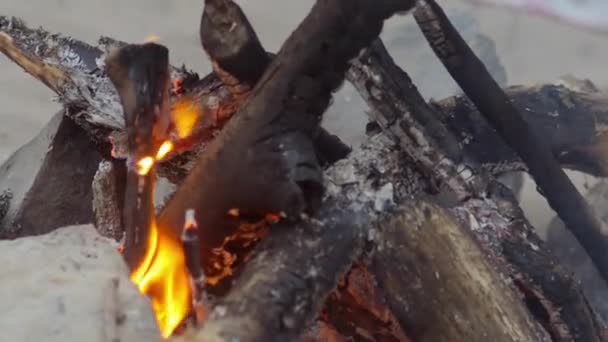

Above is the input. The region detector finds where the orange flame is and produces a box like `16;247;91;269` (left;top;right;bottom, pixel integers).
156;141;174;160
136;157;155;176
144;34;161;43
130;221;191;338
131;140;189;338
171;101;199;139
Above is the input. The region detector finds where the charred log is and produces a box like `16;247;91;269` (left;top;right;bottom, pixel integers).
157;0;415;273
414;0;608;284
199;0;350;167
372;201;549;341
105;42;171;267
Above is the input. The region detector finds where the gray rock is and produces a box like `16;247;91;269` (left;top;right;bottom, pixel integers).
0;112;102;239
0;224;160;341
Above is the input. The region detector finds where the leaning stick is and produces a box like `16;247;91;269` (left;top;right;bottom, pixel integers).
414;0;608;284
181;209;208;324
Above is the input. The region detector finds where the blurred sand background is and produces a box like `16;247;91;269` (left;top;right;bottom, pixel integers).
1;0;607;233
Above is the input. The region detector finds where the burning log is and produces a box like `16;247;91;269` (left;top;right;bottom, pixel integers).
414;0;608;284
157;0;416;273
0;112;102;239
105;42;171;267
2;15;608;182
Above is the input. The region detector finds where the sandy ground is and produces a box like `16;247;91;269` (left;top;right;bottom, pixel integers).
1;0;607;232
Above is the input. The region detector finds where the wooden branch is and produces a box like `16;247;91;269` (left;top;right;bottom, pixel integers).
414;0;608;285
157;0;415;266
105;42;171;267
3;15;608;182
0;31;68;92
348;39;481;201
184;202;364;341
348;38;606;340
434;82;608;177
373;201;549;341
199;0;351;166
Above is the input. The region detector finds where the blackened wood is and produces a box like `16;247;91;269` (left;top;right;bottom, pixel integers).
0;112;101;239
435;82;608;177
157;0;415;267
199;0;351;166
348;38;607;340
373;201;549;341
414;0;608;285
4;15;607;182
182;202;364;342
105;43;170;267
200;0;270;98
348;39;482;202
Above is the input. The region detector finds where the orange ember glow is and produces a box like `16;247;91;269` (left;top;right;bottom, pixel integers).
136;157;155;176
171;101;199;139
130;221;191;338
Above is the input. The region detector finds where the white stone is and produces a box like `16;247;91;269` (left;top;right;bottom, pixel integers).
0;225;160;342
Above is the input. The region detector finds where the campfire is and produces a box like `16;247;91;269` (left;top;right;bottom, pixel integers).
2;0;608;341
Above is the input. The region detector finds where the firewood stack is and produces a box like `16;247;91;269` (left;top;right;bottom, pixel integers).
1;0;608;341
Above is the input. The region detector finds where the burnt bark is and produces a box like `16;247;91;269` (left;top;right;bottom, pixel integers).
199;0;351;167
157;0;415;272
414;0;608;284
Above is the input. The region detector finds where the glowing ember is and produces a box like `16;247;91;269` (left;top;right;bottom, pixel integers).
156;141;174;160
131;222;191;338
136;157;155;176
171;101;199;139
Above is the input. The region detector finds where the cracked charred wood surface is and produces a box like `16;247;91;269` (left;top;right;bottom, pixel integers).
199;0;351;167
349;39;606;341
157;0;415;272
414;0;608;285
105;43;171;267
373;201;549;342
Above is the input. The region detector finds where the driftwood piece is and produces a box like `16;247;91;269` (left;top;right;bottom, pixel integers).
157;0;415;269
414;0;608;284
373;201;549;341
0;112;101;239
